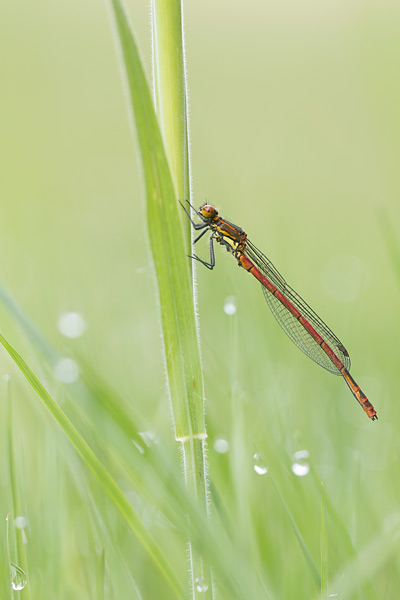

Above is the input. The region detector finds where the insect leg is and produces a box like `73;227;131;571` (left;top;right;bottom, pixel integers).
179;201;205;229
189;234;216;270
193;227;210;244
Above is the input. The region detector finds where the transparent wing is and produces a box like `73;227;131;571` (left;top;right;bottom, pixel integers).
246;240;351;374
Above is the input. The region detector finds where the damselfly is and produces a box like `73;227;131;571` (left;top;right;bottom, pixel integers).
182;201;377;421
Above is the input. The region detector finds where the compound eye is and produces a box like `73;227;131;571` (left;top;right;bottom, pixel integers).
200;204;218;218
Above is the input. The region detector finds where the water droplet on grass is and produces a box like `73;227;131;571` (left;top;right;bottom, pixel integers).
57;312;87;338
14;516;27;529
10;562;27;591
253;453;268;475
132;440;145;454
14;516;28;544
194;576;209;593
214;438;229;453
138;432;158;447
223;297;236;315
54;358;79;383
291;450;310;477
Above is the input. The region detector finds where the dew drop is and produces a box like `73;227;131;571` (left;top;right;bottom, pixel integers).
14;516;28;544
253;453;268;475
57;311;87;338
194;576;209;593
223;296;237;315
213;438;229;454
138;432;158;447
10;562;27;591
291;450;310;477
14;516;28;529
53;358;79;384
132;441;145;454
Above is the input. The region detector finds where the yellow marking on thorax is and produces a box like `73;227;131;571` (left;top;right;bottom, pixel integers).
218;236;240;251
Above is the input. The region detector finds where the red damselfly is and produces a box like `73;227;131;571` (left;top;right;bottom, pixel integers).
182;201;377;421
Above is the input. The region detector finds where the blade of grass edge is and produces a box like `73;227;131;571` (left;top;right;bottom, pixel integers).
0;332;183;598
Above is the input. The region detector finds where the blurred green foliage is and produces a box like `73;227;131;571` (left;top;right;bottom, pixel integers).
1;0;399;598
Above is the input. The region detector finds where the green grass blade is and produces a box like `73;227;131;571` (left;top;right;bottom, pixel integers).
110;2;212;595
0;284;56;366
320;490;327;600
0;332;183;598
110;0;204;441
5;515;13;600
6;381;30;600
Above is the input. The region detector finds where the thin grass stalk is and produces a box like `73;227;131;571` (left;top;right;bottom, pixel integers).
6;382;30;599
6;514;13;600
151;1;213;597
110;1;212;597
320;491;327;600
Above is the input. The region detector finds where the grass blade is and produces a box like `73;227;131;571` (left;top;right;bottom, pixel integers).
110;1;212;596
110;0;204;440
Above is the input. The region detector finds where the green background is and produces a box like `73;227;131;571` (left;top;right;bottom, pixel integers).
1;1;399;598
